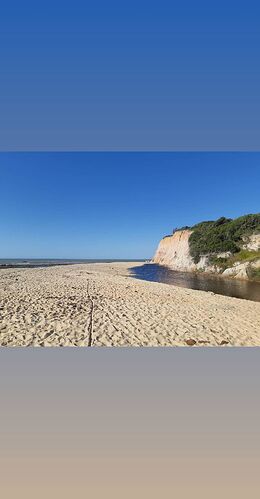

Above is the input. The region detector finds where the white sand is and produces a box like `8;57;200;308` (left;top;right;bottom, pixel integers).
0;262;260;346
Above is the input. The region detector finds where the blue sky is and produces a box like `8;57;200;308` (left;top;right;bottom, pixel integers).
1;1;260;149
0;153;259;258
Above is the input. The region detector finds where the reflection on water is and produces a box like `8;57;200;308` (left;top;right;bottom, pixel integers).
130;264;260;302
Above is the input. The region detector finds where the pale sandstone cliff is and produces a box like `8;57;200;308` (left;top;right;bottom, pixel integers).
152;230;210;272
153;230;194;270
152;231;260;280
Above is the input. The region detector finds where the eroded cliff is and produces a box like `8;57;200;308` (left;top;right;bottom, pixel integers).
152;229;260;280
153;230;200;271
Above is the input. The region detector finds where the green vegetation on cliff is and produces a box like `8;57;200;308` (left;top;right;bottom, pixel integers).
209;250;260;272
186;214;260;263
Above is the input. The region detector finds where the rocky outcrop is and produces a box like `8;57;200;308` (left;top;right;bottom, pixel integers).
222;259;260;279
242;234;260;251
222;262;250;279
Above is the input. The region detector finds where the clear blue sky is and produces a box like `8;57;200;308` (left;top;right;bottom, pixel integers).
0;153;259;259
1;1;259;150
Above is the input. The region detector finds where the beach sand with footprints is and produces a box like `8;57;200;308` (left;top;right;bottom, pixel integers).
0;262;260;346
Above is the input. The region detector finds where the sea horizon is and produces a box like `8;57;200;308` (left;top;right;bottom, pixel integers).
0;257;146;269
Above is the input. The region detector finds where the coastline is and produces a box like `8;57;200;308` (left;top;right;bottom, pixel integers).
0;262;260;346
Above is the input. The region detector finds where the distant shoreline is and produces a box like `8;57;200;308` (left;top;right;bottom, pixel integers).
0;259;145;270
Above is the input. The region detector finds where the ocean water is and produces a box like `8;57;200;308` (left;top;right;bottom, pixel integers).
0;258;143;269
130;263;260;302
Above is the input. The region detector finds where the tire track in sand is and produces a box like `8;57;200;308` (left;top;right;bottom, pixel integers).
86;280;94;346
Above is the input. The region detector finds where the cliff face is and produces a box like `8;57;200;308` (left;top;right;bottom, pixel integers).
152;231;260;280
153;230;198;271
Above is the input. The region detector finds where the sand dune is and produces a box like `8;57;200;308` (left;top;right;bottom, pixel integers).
0;262;260;346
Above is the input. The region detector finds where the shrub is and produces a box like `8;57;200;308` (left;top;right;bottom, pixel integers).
188;213;260;262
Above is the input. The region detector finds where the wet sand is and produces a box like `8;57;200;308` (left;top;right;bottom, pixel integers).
0;262;260;346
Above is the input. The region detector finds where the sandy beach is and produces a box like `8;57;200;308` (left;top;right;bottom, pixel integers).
0;262;260;346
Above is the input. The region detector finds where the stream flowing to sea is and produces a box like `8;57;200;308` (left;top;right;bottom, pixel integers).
130;263;260;302
1;259;259;302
